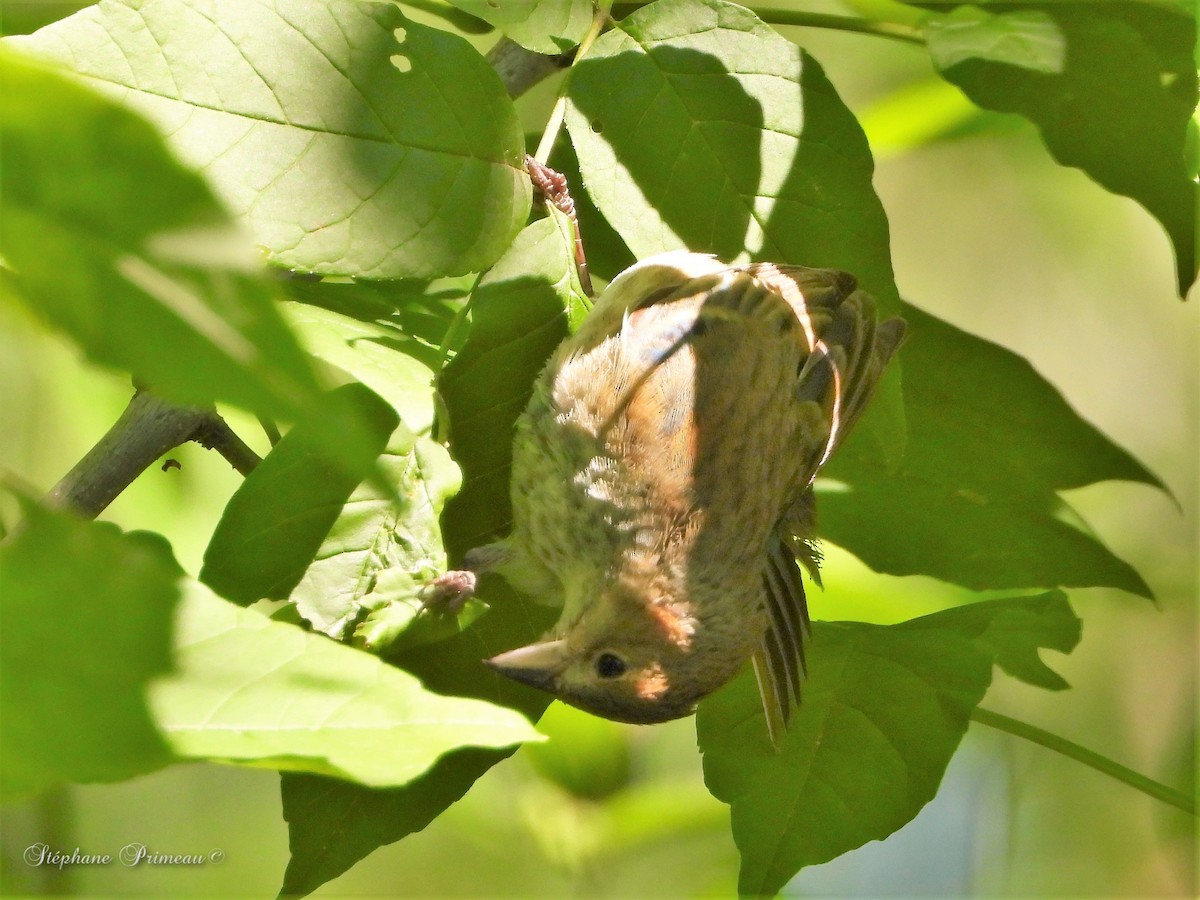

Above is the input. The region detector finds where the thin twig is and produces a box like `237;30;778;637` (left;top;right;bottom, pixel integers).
611;4;926;45
44;391;260;519
194;415;263;477
533;5;611;163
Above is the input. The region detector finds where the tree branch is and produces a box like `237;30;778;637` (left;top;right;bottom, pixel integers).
45;391;260;519
36;40;561;521
486;37;572;99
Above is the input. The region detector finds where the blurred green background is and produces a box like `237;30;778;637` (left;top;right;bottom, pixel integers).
1;0;1196;896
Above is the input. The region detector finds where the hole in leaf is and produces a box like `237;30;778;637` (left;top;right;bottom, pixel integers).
591;120;603;134
391;54;412;74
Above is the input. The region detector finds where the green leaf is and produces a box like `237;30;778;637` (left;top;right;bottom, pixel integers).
280;751;511;895
0;502;177;798
926;6;1067;71
697;591;1079;896
281;276;471;371
0;501;540;797
153;580;542;787
285;301;447;435
920;2;1198;296
439;213;590;552
926;593;1081;691
279;215;584;896
564;0;906;461
566;0;899;307
11;0;530;278
450;0;593;53
289;426;462;640
200;384;399;605
823;304;1159;598
0;47;320;417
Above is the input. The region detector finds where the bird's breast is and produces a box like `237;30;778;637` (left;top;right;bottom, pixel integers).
507;278;820;608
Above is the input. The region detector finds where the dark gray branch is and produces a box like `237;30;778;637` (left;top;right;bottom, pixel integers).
486;37;571;98
45;391;260;519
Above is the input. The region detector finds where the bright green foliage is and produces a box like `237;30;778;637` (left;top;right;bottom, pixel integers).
0;48;320;418
11;0;531;278
153;577;542;787
0;504;540;798
566;0;899;308
450;0;594;53
0;0;1191;895
698;592;1079;895
200;384;399;605
285;298;459;433
290;425;461;641
0;503;178;798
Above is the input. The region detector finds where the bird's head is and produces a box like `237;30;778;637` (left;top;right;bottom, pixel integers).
485;568;729;724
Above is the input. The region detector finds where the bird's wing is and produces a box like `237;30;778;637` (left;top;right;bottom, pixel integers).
742;265;906;744
752;532;812;746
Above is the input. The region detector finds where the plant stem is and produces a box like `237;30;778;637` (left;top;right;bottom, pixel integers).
611;4;925;44
434;271;486;375
533;3;612;163
971;707;1196;816
752;10;924;44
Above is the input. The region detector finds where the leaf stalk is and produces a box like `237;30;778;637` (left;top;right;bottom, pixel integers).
972;706;1195;816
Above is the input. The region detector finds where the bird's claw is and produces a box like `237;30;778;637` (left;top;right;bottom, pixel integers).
419;570;478;616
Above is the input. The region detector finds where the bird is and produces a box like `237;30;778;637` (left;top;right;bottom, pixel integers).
425;251;906;743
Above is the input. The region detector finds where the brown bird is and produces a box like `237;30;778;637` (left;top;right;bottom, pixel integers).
427;252;905;742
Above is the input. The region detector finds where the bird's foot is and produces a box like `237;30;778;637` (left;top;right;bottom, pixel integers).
418;570;477;616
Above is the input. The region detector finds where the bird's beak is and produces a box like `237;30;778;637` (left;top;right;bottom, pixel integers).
485;640;570;691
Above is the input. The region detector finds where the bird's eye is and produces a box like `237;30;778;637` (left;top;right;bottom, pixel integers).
594;652;627;679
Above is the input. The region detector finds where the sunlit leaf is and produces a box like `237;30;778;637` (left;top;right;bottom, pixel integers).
450;0;593;53
2;503;541;798
279;215;585;895
285;301;448;435
12;0;530;278
566;0;898;308
154;579;542;787
281;276;471;372
200;384;398;604
289;425;461;641
0;48;319;417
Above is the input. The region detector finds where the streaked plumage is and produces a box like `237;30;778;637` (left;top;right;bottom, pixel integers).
431;251;906;742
